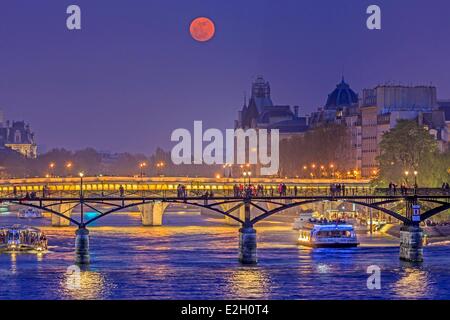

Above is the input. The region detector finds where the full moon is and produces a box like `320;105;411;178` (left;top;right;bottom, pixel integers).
189;17;215;42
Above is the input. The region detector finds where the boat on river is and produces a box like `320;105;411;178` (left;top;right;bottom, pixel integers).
0;225;48;252
298;219;359;248
18;208;43;219
295;212;359;248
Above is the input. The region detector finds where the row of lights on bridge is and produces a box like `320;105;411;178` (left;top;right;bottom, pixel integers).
45;161;166;178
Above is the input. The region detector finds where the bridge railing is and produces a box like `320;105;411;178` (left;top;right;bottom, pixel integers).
0;186;449;201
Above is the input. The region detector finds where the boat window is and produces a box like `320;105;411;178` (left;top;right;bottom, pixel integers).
8;232;19;241
317;231;353;238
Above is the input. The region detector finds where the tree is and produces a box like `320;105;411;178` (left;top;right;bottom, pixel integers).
279;123;352;177
418;151;450;187
377;120;445;186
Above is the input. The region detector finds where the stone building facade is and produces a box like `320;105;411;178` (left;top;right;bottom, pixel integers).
0;111;37;158
359;85;448;177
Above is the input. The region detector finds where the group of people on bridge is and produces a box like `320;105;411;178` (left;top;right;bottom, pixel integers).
388;182;412;195
11;185;52;200
232;183;290;197
329;184;347;196
176;184;187;198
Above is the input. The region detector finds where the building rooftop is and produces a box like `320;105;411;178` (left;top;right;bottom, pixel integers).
325;78;358;110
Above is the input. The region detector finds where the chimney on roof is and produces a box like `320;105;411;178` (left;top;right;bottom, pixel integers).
293;106;299;118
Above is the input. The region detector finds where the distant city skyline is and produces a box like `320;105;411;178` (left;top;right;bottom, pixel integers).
1;0;450;153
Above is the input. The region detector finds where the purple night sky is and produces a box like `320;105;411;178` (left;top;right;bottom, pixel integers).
1;0;450;154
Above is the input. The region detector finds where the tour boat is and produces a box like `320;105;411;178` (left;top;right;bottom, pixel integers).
18;208;43;219
295;213;359;248
0;225;48;252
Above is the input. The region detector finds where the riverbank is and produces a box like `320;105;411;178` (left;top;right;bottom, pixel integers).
381;223;450;244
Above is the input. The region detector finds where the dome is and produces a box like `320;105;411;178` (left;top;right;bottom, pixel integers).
325;78;358;110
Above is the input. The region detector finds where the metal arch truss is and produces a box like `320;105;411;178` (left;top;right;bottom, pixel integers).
1;194;450;227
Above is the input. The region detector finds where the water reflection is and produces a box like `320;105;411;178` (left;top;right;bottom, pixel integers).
1;210;450;299
9;252;17;274
393;266;432;299
61;265;111;299
226;267;271;299
316;263;332;274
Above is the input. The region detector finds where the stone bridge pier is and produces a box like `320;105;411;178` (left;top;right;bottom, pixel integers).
399;202;424;262
75;227;90;264
399;224;424;262
400;225;423;262
50;202;75;227
239;202;257;264
139;201;169;226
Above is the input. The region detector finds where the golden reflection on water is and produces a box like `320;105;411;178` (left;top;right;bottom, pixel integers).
61;266;111;300
10;252;17;274
226;268;271;299
393;267;432;299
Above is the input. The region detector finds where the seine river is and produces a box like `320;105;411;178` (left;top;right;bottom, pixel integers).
1;209;450;300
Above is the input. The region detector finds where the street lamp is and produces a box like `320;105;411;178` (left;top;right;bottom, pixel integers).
49;162;55;177
330;164;335;177
156;161;165;176
139;162;147;178
404;170;409;184
243;171;251;184
79;172;84;225
414;171;418;190
303;165;307;178
66;162;73;177
79;172;84;195
311;164;317;179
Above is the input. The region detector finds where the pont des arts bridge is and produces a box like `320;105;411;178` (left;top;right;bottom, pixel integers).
0;175;371;226
1;176;449;265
